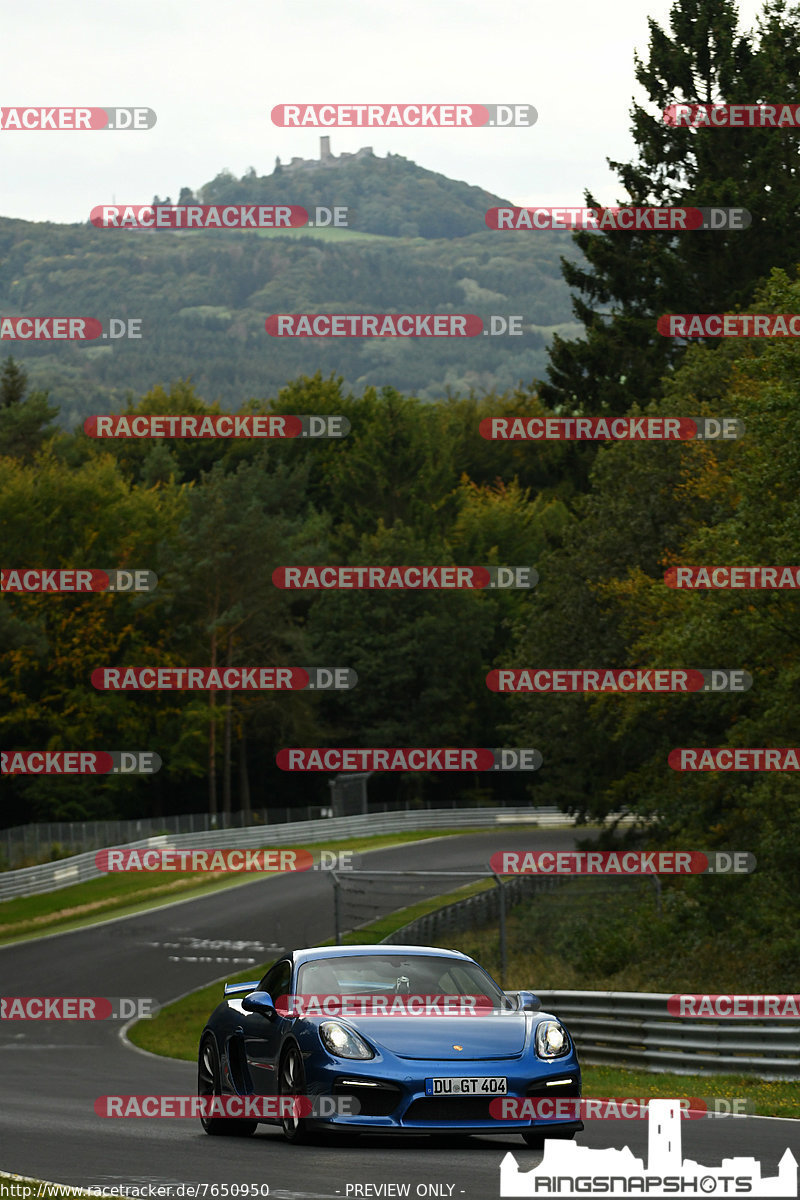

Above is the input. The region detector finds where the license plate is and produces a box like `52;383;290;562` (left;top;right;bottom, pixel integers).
425;1076;508;1096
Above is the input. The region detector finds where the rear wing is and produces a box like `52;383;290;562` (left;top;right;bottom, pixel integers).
224;980;259;997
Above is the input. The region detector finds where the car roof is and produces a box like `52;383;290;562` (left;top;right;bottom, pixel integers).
290;945;471;965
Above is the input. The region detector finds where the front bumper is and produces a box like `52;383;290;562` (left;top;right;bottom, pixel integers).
299;1055;583;1136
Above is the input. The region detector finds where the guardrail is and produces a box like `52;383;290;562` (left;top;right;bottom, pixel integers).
0;806;616;901
383;893;798;1081
535;990;799;1081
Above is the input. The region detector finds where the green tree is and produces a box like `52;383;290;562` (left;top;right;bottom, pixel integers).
542;0;800;416
0;355;59;459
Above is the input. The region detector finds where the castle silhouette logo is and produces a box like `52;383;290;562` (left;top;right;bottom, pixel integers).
500;1099;797;1197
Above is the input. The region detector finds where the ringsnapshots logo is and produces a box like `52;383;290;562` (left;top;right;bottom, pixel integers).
90;204;348;229
1;569;156;592
487;668;751;693
664;102;800;127
0;107;156;130
90;666;355;690
95;847;357;873
489;850;755;875
1;997;158;1019
486;207;750;231
0;317;142;340
83;414;348;438
480;416;744;440
1;751;160;775
271;103;537;127
273;565;536;589
277;747;542;771
665;565;800;588
499;1098;797;1197
265;313;524;337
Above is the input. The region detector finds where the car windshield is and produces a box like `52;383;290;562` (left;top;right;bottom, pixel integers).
295;954;512;1008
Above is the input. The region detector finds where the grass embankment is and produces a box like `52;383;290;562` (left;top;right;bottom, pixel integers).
128;875;799;1119
0;829;490;946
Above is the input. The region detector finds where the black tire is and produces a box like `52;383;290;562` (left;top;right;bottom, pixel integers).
521;1128;576;1150
198;1034;258;1137
278;1044;317;1145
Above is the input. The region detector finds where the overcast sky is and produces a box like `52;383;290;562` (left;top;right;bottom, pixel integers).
1;0;768;225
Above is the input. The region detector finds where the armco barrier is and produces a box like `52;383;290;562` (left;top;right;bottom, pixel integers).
383;888;798;1080
0;806;617;901
534;990;799;1081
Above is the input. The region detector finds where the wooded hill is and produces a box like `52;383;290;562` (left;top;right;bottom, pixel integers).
0;151;583;427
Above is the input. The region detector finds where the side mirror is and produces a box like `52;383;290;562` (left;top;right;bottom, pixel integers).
241;990;276;1018
517;991;542;1012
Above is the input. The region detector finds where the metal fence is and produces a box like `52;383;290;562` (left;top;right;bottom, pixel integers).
0;808;331;870
0;796;570;870
380;873;566;947
0;805;600;901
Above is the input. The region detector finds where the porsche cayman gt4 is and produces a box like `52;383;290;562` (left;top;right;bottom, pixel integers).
197;944;582;1146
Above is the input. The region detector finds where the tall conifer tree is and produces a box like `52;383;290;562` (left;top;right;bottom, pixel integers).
541;0;800;415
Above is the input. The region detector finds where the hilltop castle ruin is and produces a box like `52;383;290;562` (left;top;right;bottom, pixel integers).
275;137;376;174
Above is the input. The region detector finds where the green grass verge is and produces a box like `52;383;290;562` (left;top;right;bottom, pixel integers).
0;829;495;946
577;1065;798;1121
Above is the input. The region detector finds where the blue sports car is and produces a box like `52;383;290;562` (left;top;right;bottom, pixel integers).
197;943;583;1146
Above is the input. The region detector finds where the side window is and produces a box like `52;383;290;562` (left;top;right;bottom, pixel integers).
259;959;292;1000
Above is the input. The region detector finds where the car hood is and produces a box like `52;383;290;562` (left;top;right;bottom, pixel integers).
344;1013;529;1060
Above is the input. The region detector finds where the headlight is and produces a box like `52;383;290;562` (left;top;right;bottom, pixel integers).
319;1021;374;1060
535;1020;570;1059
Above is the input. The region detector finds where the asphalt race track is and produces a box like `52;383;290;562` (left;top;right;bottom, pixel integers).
1;831;796;1198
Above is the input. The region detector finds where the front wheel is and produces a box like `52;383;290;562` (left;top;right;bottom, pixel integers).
279;1044;317;1145
198;1034;258;1137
